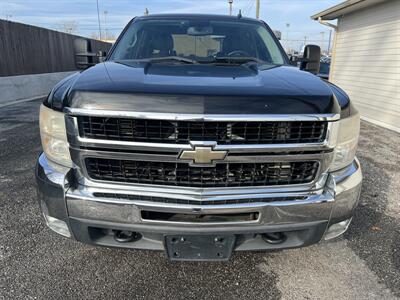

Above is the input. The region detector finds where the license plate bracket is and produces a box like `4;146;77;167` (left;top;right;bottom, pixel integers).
164;234;236;261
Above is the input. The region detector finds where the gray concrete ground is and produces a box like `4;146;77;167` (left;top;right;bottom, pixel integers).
0;99;399;300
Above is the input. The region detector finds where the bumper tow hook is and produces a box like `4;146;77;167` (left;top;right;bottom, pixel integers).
113;230;141;243
262;232;286;244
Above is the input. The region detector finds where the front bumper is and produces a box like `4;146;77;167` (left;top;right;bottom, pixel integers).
36;153;362;252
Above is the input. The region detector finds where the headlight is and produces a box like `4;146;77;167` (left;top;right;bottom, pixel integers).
330;112;360;171
39;104;72;167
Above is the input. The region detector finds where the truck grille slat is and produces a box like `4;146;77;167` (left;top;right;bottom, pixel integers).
78;117;327;144
92;193;308;205
85;158;319;187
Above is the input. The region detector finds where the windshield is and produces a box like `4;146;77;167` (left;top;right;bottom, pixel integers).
109;18;286;65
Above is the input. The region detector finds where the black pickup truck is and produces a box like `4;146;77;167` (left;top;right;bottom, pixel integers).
36;14;362;261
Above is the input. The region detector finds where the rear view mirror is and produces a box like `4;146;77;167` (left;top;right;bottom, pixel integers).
300;44;321;75
187;26;213;36
273;30;282;40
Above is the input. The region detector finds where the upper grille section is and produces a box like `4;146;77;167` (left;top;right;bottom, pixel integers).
78;116;327;145
85;158;319;188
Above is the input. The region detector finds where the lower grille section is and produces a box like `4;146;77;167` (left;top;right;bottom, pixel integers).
85;158;319;187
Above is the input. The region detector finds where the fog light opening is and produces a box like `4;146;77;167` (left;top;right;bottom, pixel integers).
262;232;286;244
113;230;142;243
325;218;352;240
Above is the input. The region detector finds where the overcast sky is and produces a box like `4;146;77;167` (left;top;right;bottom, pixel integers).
1;0;342;51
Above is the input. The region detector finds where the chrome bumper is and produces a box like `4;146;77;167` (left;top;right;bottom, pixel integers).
36;153;362;251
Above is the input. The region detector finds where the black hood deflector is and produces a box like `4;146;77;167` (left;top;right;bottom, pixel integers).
64;62;341;115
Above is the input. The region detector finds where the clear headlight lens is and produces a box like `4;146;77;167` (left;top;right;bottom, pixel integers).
331;112;360;171
39;104;72;167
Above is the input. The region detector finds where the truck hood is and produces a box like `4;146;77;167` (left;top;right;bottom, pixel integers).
65;61;340;115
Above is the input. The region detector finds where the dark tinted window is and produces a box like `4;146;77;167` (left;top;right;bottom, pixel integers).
110;19;285;64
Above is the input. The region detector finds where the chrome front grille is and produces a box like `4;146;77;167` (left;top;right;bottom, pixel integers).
85;158;319;187
66;110;339;194
78;116;328;145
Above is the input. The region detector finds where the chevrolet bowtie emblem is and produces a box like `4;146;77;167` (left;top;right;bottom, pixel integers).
179;146;227;165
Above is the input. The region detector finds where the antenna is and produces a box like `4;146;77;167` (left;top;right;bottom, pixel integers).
237;9;242;18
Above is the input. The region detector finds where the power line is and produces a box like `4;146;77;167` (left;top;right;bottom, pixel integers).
244;0;255;16
281;39;329;42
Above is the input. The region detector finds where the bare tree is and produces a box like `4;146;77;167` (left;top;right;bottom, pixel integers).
90;31;116;41
104;32;117;41
90;32;100;39
58;21;78;34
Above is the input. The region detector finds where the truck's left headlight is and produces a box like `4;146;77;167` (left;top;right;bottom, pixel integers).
39;104;73;167
330;112;360;171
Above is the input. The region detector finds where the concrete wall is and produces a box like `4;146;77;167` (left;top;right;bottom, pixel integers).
0;71;76;105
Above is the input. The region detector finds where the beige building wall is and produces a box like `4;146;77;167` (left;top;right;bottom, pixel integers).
330;0;400;132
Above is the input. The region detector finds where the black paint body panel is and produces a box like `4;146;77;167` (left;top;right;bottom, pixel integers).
45;14;351;117
55;62;345;115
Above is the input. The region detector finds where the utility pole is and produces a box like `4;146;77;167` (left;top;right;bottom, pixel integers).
103;10;108;41
228;0;233;16
320;31;325;54
255;0;260;19
327;30;332;55
286;23;290;53
96;0;102;40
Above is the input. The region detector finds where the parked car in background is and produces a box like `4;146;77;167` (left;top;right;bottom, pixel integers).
288;54;331;80
36;14;362;261
318;56;331;79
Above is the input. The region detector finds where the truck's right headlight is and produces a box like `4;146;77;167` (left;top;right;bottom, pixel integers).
330;112;360;171
39;104;73;168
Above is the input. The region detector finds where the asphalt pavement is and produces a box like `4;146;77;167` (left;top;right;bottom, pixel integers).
0;99;399;300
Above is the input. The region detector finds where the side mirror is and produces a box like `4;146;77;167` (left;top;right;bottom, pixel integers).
74;38;107;69
300;44;321;75
98;51;107;63
74;38;93;69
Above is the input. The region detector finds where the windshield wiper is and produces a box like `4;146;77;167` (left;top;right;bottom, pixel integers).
208;56;264;64
140;56;198;74
142;56;198;64
201;56;264;73
114;57;198;74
